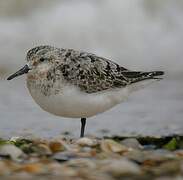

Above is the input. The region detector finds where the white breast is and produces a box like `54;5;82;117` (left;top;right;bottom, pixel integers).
27;83;130;118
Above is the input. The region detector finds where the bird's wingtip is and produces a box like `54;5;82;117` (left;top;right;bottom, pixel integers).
152;71;164;76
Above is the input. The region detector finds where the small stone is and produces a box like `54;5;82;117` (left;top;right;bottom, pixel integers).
76;137;97;147
121;138;143;149
144;149;177;163
101;139;129;154
17;163;45;174
53;165;77;177
151;160;181;176
49;141;64;153
0;144;25;161
124;149;146;163
101;158;141;177
66;158;96;169
53;152;77;162
32;143;52;156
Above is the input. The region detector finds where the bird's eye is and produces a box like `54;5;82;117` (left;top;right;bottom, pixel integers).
40;57;45;62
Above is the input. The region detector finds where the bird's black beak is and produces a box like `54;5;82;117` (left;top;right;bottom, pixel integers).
7;64;30;80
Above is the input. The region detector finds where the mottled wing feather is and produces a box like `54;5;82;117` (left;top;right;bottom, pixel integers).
56;49;163;93
56;49;131;93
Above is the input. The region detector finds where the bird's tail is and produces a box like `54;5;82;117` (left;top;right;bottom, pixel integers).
125;71;164;92
129;71;164;84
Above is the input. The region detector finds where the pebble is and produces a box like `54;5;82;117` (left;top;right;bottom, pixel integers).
49;141;64;153
143;149;177;163
76;137;97;147
121;138;143;149
124;149;146;163
151;160;181;176
32;143;52;156
16;163;45;174
0;136;182;179
53;151;77;162
0;144;25;161
65;158;96;169
101;139;130;154
100;158;141;177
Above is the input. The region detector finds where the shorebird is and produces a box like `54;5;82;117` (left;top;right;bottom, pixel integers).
7;45;164;137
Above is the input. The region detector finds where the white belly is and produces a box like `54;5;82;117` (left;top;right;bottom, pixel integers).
27;84;130;118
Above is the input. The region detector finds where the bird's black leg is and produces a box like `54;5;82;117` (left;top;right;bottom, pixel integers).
80;118;86;138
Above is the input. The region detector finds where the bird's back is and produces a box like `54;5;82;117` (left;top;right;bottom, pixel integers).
55;48;164;94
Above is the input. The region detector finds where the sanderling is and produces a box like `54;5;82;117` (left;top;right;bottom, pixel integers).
7;45;164;137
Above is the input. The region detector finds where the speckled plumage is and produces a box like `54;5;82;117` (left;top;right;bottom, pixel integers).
26;45;163;95
7;45;164;137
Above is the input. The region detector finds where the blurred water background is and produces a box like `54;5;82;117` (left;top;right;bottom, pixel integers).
0;0;183;138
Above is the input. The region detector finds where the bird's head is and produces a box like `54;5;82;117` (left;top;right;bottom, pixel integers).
7;45;59;81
